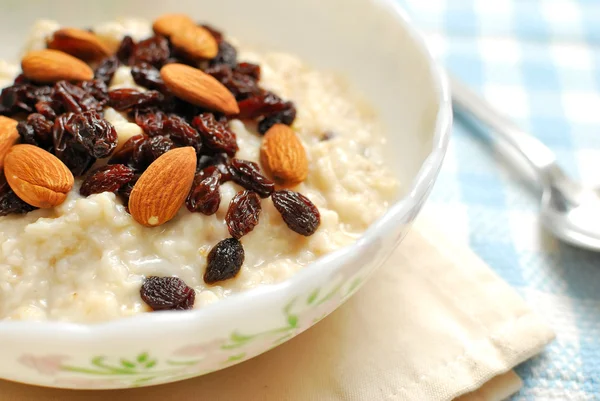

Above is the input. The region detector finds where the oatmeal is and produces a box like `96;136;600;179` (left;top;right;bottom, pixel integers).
0;17;398;322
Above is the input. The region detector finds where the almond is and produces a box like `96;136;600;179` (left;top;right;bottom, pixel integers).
129;147;197;227
4;144;74;208
161;63;239;115
22;49;94;83
0;116;19;170
170;24;219;60
47;28;111;61
260;124;308;187
152;14;196;37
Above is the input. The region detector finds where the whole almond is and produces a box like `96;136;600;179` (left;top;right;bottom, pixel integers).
22;49;94;83
129;147;197;227
0;116;19;170
153;14;196;37
161;63;239;115
260;124;308;187
4;144;74;208
171;24;218;60
47;28;111;61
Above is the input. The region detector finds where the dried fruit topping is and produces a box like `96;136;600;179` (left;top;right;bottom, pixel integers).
0;83;53;115
53;80;108;113
258;103;297;135
202;24;224;42
131;62;167;92
237;90;290;120
204;238;244;284
186;167;221;215
171;25;219;60
94;56;120;85
21;49;94;83
131;35;170;67
260;124;308;187
53;111;118;162
0;116;19;169
197;153;231;180
80;164;135;197
226;190;261;239
0;174;37;216
209;41;237;68
271;190;320;236
140;276;195;311
152;14;195;38
235;62;261;80
133;110;168;137
205;64;261;101
17;113;54;149
116;35;136;64
47;28;110;61
117;173;140;207
161;63;239;114
4;144;74;208
191;112;238;156
35;100;61;120
228;159;275;198
128;147;197;227
145;135;175;162
108;88;163;111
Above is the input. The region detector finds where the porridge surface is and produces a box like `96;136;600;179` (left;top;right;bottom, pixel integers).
0;19;399;322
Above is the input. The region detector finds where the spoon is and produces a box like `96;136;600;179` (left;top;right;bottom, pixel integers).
450;75;600;251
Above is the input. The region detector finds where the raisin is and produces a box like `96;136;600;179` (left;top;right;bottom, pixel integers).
163;115;202;152
191;113;238;157
34;100;61;120
258;103;297;134
228;159;274;198
116;35;136;64
186;168;221;215
109;134;146;167
53;80;107;113
225;190;261;239
235;62;261;81
80;164;135;197
117;173;140;208
202;24;223;42
108;89;163;111
205;65;260;100
131;35;170;67
131;62;167;92
57;145;96;176
209;41;237;68
204;238;244;284
237;90;290;119
271;190;321;236
17;113;54;149
94;56;120;85
145;135;175;161
197;153;231;180
133;109;168;137
54;111;118;162
0;84;53;115
140;276;195;311
0;175;37;216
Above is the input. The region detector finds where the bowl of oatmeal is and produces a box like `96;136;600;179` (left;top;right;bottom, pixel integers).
0;0;451;389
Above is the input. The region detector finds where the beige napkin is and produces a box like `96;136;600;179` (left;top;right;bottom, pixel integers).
0;219;554;401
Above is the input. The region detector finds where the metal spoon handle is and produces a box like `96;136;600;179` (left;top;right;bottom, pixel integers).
450;75;557;181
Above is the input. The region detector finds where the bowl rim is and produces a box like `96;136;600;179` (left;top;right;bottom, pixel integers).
0;0;452;338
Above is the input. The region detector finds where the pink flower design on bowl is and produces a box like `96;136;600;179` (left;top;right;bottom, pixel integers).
18;354;68;376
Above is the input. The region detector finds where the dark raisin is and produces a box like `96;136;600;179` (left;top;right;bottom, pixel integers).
0;84;53;115
116;35;136;64
131;35;170;67
237;90;289;119
163;115;202;152
258;103;297;134
0;174;37;216
228;159;274;198
201;24;223;42
133;109;168;137
53;80;107;113
108;89;163;111
131;62;167;92
54;111;118;161
186;168;221;215
191;113;238;157
225;190;261;239
271;190;321;236
34;100;61;120
235;62;261;81
145;135;175;161
205;65;260;100
94;56;120;85
57;145;96;176
17;113;54;149
140;276;195;311
80;164;135;197
197;153;231;180
109;134;146;167
117;173;140;208
204;238;244;284
209;41;237;68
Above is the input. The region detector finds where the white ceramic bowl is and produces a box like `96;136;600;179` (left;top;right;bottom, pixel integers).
0;0;451;389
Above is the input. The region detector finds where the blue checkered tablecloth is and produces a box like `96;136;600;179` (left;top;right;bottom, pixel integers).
397;0;600;400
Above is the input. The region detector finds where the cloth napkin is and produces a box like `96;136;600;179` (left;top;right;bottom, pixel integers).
0;219;554;400
398;0;600;398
